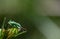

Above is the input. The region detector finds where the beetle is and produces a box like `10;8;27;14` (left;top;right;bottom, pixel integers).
8;20;22;29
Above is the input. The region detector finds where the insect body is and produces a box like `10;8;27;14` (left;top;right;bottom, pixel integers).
8;20;21;29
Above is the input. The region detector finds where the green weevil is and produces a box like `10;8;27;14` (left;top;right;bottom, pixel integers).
8;20;22;29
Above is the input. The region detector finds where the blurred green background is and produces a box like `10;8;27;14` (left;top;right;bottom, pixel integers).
0;0;60;39
0;0;46;39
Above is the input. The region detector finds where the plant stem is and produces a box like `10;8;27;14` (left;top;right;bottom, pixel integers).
1;17;6;39
14;31;27;37
2;17;6;29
